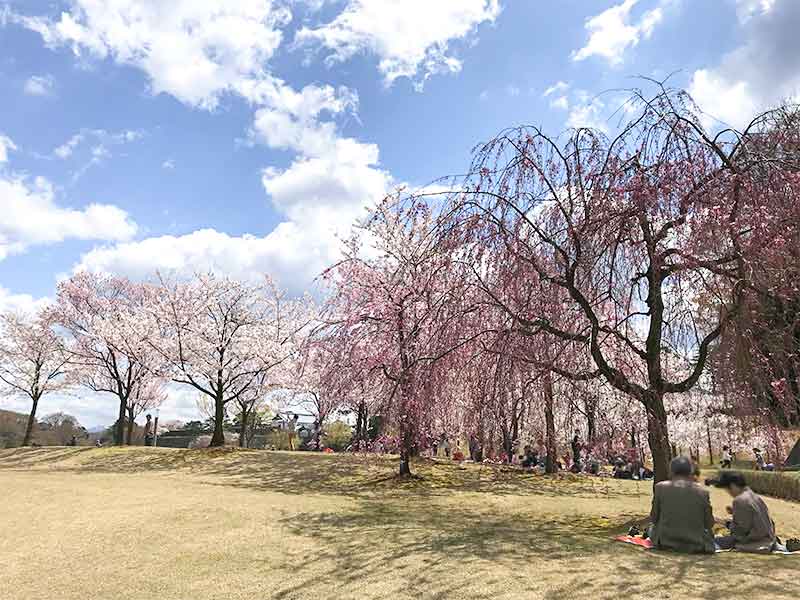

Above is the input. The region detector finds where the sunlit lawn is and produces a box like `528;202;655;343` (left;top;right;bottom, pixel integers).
1;447;798;600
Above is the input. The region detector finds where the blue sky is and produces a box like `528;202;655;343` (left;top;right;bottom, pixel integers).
1;0;798;426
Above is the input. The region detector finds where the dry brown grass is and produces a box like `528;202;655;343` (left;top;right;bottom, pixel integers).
1;447;798;600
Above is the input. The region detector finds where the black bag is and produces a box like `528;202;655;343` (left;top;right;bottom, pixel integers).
786;538;800;553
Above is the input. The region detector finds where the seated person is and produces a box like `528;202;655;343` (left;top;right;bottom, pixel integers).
520;445;537;468
753;448;765;471
613;463;632;479
648;456;715;554
714;471;777;553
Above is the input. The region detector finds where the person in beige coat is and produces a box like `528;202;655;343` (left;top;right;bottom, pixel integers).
714;471;777;553
648;456;716;554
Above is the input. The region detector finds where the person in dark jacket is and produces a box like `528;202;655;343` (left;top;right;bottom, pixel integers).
714;471;776;553
571;430;582;471
648;456;716;554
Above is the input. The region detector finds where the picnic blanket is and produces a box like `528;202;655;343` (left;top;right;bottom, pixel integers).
614;535;654;549
614;535;799;555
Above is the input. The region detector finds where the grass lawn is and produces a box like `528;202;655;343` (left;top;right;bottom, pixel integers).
1;448;799;600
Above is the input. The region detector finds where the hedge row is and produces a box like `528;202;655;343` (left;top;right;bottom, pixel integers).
716;469;800;502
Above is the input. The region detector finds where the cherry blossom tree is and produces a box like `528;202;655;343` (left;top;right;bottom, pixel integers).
49;272;158;446
150;273;310;447
323;195;479;475
713;105;800;428
0;311;71;446
442;87;800;481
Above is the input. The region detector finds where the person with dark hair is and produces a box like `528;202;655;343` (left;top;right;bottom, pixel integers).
721;445;732;469
714;471;777;553
520;445;537;469
753;448;765;471
648;456;715;554
571;430;582;471
613;462;632;479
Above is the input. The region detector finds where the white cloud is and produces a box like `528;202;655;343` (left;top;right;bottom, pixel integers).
566;92;608;133
544;82;571;111
736;0;777;21
9;1;292;109
543;81;569;97
53;129;143;160
572;0;664;65
0;133;17;163
54;133;84;159
550;95;569;110
689;0;800;129
262;141;390;230
0;286;49;314
23;74;55;96
0;174;138;261
75;227;331;297
295;0;501;89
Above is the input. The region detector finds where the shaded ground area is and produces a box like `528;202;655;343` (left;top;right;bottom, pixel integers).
1;448;798;600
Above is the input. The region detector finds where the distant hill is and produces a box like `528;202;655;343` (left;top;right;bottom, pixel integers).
0;408;28;420
0;408;29;448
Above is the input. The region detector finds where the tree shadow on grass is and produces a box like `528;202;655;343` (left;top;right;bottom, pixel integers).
271;500;636;599
270;498;800;600
0;447;631;500
0;446;95;468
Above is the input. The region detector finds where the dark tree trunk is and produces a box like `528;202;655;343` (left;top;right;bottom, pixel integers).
209;393;226;447
22;394;40;447
586;397;597;445
706;420;714;466
354;402;365;446
313;417;324;451
239;408;248;448
399;448;412;476
398;412;414;476
543;371;557;474
502;428;513;463
646;399;671;483
397;387;414;476
125;407;135;445
115;397;126;446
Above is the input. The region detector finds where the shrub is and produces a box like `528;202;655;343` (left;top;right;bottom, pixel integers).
323;421;352;452
715;469;800;502
265;430;292;450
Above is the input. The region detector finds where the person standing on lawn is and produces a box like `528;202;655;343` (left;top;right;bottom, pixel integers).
287;414;299;451
144;414;154;446
571;430;582;471
648;456;716;554
721;446;732;469
714;471;777;553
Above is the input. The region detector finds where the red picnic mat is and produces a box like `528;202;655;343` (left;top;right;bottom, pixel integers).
614;535;654;549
